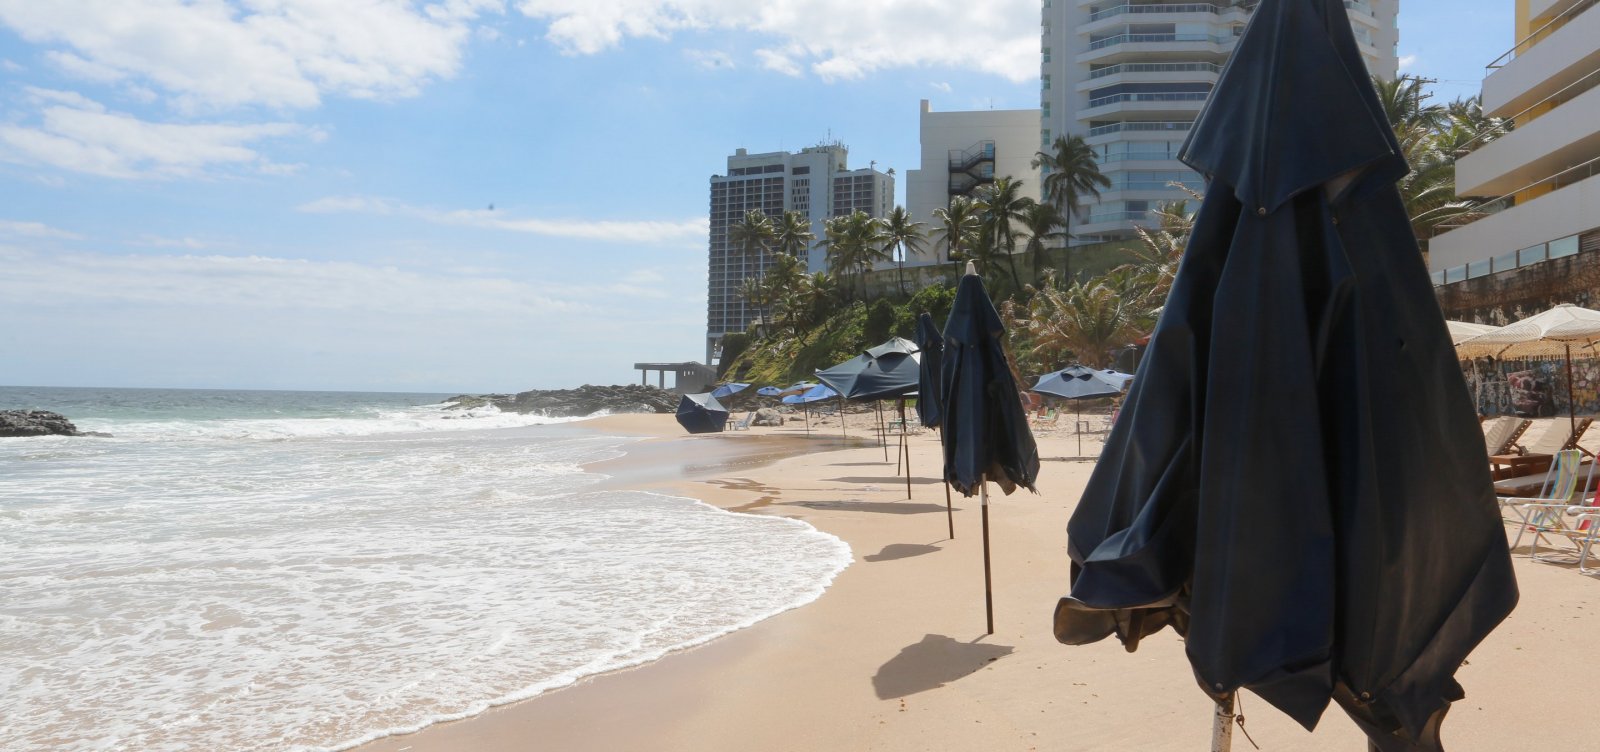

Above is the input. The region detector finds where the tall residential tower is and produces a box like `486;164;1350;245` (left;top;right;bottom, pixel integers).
705;144;893;363
1040;0;1399;243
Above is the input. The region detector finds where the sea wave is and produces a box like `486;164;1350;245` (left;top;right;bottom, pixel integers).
69;405;600;441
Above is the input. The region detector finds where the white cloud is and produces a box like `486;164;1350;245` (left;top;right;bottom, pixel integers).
0;0;506;111
0;89;313;179
0;58;21;72
131;234;232;250
930;81;952;93
299;195;707;246
515;0;1040;83
0;219;82;240
1398;54;1418;72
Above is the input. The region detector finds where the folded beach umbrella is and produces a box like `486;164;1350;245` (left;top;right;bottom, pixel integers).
914;312;945;429
1052;2;1517;749
674;392;729;434
941;265;1039;634
710;382;750;400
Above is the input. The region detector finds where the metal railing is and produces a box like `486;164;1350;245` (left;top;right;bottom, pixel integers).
1087;91;1211;108
1095;148;1182;164
1434;154;1600;234
1087;120;1195;137
1088;33;1230;51
1087;4;1221;23
1085;210;1153;224
1487;0;1599;71
1088;61;1223;79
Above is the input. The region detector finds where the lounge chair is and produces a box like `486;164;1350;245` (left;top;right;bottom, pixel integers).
1482;416;1532;456
730;412;754;431
1503;449;1595;553
1494;417;1594;479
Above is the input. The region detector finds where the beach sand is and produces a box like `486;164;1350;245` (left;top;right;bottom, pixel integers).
357;410;1600;751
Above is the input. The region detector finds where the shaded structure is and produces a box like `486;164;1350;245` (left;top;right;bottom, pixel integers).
674;393;729;434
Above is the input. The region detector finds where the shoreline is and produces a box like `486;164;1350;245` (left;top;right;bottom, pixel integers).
356;412;1600;752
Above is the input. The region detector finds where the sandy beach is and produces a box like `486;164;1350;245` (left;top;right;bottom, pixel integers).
357;410;1600;751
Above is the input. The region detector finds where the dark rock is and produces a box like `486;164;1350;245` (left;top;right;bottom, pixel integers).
0;410;84;437
440;384;680;418
752;408;785;427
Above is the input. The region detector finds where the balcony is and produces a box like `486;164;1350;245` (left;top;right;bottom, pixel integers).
1455;75;1600;196
1430;168;1600;275
1483;0;1600;115
1080;91;1210;120
1082;3;1248;34
1080;61;1221;90
1077;33;1234;64
1085;120;1195;144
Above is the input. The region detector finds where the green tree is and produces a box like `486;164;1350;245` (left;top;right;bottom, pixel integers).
775;210;816;260
974;176;1035;294
881;206;926;298
1019;202;1067;285
728;209;777;319
820;211;890;301
932;196;980;269
1032;134;1112;285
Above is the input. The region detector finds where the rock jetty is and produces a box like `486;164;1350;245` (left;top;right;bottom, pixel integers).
442;384;679;418
0;410;85;437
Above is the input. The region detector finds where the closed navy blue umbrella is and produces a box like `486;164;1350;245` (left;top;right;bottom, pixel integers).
1052;2;1516;749
940;266;1038;634
914;312;944;429
674;393;729;434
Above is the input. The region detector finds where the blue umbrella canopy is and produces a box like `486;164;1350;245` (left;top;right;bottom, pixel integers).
777;381;816;397
711;382;751;399
816;338;921;402
755;386;784;397
781;384;838;405
1031;366;1130;401
915;312;944;428
674;392;729;434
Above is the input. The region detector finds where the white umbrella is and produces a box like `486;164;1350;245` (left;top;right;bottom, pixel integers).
1454;304;1600;435
1445;320;1496;347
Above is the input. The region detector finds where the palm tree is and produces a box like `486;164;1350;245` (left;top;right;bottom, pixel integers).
974;176;1034;293
1018;202;1066;285
881;206;926;297
1020;275;1137;369
728;209;777;320
1373;75;1445;135
1032;134;1112;285
775;210;816;263
932;196;980;268
820;212;888;301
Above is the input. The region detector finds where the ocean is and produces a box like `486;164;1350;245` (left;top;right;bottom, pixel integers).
0;386;851;751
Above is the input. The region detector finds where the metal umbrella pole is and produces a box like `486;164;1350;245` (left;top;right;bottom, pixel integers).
1211;694;1234;752
898;398;911;500
980;474;994;635
876;401;889;460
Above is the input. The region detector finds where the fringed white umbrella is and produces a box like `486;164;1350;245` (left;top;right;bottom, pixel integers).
1445;320;1497;347
1455;304;1600;434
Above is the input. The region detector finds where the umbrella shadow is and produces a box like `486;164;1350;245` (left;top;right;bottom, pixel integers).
823;476;945;486
871;634;1014;699
862;543;942;562
782;500;953;515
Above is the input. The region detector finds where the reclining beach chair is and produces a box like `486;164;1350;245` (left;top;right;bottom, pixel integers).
1503;449;1594;553
731;411;754;431
1496;418;1593;479
1482;416;1531;456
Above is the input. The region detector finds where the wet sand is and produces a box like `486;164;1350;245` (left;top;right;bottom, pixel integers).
356;411;1600;751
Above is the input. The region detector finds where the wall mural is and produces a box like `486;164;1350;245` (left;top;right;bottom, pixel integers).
1466;358;1600;417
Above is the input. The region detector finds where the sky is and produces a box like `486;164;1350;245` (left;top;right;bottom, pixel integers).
0;0;1513;393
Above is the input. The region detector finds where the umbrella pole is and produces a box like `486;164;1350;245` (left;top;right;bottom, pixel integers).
899;399;911;500
877;401;889;460
1211;693;1234;752
840;397;847;440
804;403;811;435
981;478;994;635
945;479;955;539
1077;401;1083;456
1567;344;1577;437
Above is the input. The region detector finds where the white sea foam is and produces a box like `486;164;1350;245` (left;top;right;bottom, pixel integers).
69;404;588;442
0;412;850;751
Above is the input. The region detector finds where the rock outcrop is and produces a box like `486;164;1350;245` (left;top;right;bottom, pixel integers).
0;410;84;437
442;384;679;418
751;408;785;427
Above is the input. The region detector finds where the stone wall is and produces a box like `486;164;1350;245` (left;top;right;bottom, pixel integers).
1434;248;1600;324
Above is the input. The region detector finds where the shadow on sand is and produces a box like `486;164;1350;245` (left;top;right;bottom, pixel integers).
785;500;952;515
862;543;942;562
871;634;1015;699
823;476;945;486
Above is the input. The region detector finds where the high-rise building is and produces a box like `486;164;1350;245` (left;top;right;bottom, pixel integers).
904;100;1043;267
1039;0;1399;243
705;144;894;363
1429;0;1600;292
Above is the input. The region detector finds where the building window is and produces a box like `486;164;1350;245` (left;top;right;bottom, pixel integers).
1549;235;1580;258
792;166;810;175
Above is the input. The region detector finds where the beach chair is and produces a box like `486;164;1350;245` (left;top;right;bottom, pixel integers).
1568;510;1600;574
731;412;754;431
1503;449;1594;553
1496;418;1593;479
1482;416;1531;456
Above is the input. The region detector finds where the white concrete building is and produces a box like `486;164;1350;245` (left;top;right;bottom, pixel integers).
904;99;1043;267
1040;0;1399;242
1429;0;1600;284
705;144;894;361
